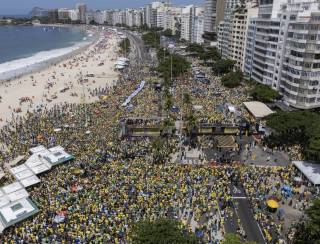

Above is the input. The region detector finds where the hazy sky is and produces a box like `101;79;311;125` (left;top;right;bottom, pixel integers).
0;0;203;15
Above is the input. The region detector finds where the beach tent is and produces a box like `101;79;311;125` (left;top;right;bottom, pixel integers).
115;65;125;70
118;57;129;62
117;60;128;65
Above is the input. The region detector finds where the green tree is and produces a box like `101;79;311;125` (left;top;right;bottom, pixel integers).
151;137;167;164
157;54;190;78
119;38;131;54
185;112;198;146
222;233;242;244
164;95;174;112
222;233;256;244
142;31;160;48
266;111;320;160
161;118;175;136
250;83;280;103
186;43;205;56
294;198;320;244
200;47;221;62
221;71;243;88
213;59;236;75
162;28;173;36
183;92;192;107
129;218;199;244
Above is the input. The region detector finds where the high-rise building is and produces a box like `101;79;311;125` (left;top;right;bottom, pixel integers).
94;10;106;25
76;3;87;23
180;5;196;42
48;9;59;23
58;8;70;22
156;6;165;29
215;0;227;31
194;11;205;44
218;1;258;70
217;0;241;58
112;10;126;26
69;9;80;22
244;0;320;109
204;0;226;33
105;10;114;26
85;11;94;25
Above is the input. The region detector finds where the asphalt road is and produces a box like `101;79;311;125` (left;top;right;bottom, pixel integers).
231;184;266;243
123;30;149;65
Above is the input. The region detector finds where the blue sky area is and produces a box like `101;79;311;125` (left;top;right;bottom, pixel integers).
0;0;203;15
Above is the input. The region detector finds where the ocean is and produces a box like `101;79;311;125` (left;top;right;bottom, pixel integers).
0;26;90;80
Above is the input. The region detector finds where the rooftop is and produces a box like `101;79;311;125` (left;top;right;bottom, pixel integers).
243;101;275;119
0;145;74;233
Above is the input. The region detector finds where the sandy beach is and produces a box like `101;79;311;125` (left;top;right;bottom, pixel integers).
0;28;119;127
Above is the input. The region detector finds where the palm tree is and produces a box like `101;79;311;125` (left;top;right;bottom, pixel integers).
182;92;192;115
185;112;198;147
151;137;167;164
161;118;175;136
164;95;173;112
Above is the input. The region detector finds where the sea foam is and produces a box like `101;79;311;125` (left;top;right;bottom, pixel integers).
0;41;90;81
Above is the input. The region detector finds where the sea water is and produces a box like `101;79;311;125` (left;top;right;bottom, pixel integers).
0;25;89;80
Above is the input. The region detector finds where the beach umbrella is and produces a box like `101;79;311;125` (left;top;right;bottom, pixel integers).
266;199;279;209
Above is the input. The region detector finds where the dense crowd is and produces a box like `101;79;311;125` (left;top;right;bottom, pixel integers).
0;38;317;244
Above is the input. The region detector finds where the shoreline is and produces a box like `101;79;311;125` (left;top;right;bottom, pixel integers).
0;25;99;82
0;28;120;127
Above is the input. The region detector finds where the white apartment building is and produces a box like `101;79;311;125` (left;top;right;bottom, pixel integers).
203;0;227;34
76;3;87;23
133;10;143;27
194;8;205;44
244;0;320;109
94;10;106;25
112;10;126;26
226;2;258;70
85;11;94;25
156;6;166;29
58;8;70;21
166;7;182;35
145;2;163;28
180;5;196;42
69;9;79;22
126;9;135;27
204;0;217;33
217;0;241;58
145;4;152;27
155;4;181;33
105;10;114;26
